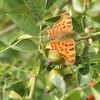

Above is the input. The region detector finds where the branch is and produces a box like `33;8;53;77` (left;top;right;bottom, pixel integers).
83;0;88;14
0;24;16;36
75;32;100;41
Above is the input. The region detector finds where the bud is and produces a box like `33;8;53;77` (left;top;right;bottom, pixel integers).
45;69;60;93
47;50;64;65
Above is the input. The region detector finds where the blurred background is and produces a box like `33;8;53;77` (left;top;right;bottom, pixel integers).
0;0;100;100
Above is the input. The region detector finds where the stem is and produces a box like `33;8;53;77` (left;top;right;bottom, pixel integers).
83;0;88;14
27;61;40;100
75;32;100;41
40;27;49;45
68;65;76;81
0;39;22;53
28;76;37;100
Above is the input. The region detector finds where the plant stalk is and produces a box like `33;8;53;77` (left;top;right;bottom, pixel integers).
28;76;37;100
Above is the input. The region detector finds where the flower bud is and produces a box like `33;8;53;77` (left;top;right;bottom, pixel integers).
47;50;64;65
45;69;60;93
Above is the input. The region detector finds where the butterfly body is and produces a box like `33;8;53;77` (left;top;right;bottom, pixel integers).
48;12;75;65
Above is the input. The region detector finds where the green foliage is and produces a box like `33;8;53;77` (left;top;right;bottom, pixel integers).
25;0;46;20
9;14;40;36
0;0;100;100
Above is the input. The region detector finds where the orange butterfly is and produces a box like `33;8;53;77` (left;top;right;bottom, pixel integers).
47;12;75;65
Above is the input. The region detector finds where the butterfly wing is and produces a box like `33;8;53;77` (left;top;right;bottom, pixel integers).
48;13;73;40
50;39;75;64
48;12;75;64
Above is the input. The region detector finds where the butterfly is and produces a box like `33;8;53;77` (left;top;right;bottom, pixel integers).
47;12;75;65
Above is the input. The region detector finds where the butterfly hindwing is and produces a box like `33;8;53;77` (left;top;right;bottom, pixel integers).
50;39;75;64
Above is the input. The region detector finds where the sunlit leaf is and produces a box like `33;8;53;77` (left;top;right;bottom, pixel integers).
9;90;23;100
51;74;66;93
13;39;37;52
72;0;84;13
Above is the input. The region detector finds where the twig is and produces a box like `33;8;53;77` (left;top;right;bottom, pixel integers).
0;24;16;36
75;32;100;41
38;27;49;51
83;0;88;14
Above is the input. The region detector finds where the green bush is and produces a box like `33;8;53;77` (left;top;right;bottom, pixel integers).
0;0;100;100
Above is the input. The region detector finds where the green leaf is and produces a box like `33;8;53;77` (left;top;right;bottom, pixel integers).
82;85;92;96
46;0;56;9
92;88;100;100
8;30;24;45
0;0;3;9
72;17;84;33
0;0;28;14
82;15;97;28
46;16;60;22
82;41;89;57
0;41;7;51
77;66;93;86
26;0;46;20
64;90;81;100
13;39;37;52
72;0;84;13
87;0;100;16
9;90;23;100
0;49;18;63
8;14;40;36
92;65;100;73
94;81;100;92
51;74;66;93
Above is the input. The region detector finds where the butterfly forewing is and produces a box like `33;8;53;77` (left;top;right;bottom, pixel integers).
48;13;73;40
